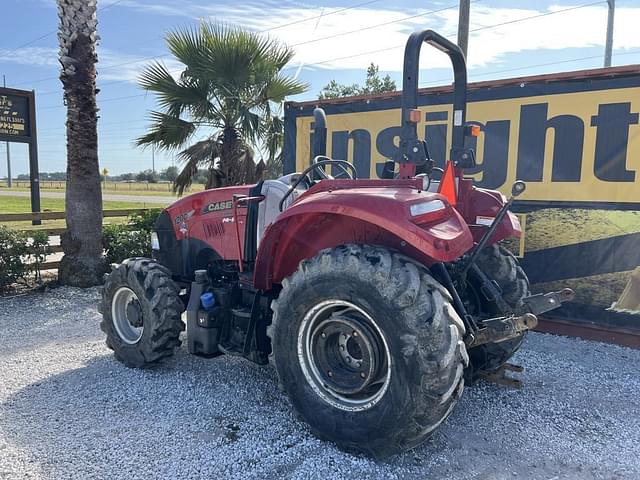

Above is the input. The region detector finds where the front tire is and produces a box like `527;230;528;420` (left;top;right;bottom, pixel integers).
100;258;185;368
269;245;468;458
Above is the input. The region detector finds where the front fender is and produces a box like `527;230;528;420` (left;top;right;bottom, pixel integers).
253;196;473;290
464;187;522;244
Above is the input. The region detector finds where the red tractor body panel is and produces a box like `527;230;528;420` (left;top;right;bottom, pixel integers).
252;179;474;290
163;184;253;260
456;177;523;244
157;177;521;290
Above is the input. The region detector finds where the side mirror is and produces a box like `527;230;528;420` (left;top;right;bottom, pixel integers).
511;180;526;197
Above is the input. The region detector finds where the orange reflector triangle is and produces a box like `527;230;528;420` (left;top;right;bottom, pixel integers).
437;161;457;206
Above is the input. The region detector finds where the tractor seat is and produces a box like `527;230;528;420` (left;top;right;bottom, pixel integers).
256;174;308;247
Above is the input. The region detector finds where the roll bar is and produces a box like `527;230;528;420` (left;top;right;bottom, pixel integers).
312;107;327;158
396;30;468;167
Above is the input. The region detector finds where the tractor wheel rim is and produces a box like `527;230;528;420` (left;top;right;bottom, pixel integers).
112;287;144;345
298;300;391;412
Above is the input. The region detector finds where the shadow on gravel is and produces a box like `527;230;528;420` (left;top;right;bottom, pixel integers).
2;334;639;480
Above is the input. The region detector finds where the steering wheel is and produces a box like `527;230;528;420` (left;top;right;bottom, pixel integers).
311;155;354;180
279;158;358;211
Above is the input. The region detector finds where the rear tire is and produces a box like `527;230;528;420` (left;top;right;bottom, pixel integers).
100;258;185;368
467;244;530;377
269;245;468;458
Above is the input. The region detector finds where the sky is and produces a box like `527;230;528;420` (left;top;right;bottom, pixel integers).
1;0;640;176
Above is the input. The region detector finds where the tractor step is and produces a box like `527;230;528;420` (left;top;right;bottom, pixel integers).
478;363;524;389
219;308;251;354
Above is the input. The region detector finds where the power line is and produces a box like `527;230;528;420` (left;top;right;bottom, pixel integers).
11;0;129;50
468;0;604;35
39;93;147;110
260;0;381;33
26;1;615;112
419;49;640;87
289;0;607;71
11;0;384;88
289;3;460;48
32;3;458;93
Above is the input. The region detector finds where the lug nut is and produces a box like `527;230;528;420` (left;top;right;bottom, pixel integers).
352;331;358;337
346;357;351;363
360;372;366;378
339;345;345;351
327;371;333;377
321;332;326;339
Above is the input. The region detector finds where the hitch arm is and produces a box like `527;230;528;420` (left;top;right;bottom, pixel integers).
466;288;574;348
516;288;575;316
466;313;537;348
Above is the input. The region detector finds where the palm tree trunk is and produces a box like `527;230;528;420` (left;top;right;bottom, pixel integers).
57;0;107;286
211;126;264;188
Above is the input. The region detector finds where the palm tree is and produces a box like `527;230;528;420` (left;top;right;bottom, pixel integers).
137;22;307;194
56;0;107;286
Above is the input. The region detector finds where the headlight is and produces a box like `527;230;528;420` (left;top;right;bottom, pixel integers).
151;232;160;250
410;200;446;217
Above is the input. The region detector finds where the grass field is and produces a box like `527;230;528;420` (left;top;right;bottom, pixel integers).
1;187;180;198
0;181;203;196
0;195;155;230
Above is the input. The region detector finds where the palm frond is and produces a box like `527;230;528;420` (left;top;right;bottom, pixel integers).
138;21;308;188
135;111;197;150
173;137;221;194
260;75;308;104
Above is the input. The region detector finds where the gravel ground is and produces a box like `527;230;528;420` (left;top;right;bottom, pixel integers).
1;286;639;479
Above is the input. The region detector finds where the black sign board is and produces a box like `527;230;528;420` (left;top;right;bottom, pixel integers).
0;87;41;224
0;93;30;139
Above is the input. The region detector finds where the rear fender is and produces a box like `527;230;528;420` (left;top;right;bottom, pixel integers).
463;186;522;244
253;203;473;290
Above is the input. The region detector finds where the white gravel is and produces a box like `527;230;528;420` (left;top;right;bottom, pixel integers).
1;286;639;479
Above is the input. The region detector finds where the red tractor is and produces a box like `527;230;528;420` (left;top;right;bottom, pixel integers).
100;30;572;457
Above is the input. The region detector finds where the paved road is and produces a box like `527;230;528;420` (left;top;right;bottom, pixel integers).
0;190;173;205
1;286;639;479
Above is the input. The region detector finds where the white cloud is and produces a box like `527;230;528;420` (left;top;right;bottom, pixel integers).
0;47;59;67
0;44;182;85
10;2;640;79
98;49;183;83
116;1;640;72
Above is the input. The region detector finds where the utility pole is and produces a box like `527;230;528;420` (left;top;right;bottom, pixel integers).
604;0;615;67
151;146;155;173
3;75;11;188
457;0;470;58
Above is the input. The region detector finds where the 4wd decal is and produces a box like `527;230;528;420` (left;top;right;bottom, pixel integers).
203;200;233;213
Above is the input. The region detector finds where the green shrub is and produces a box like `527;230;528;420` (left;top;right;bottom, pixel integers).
103;209;161;264
0;226;31;289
